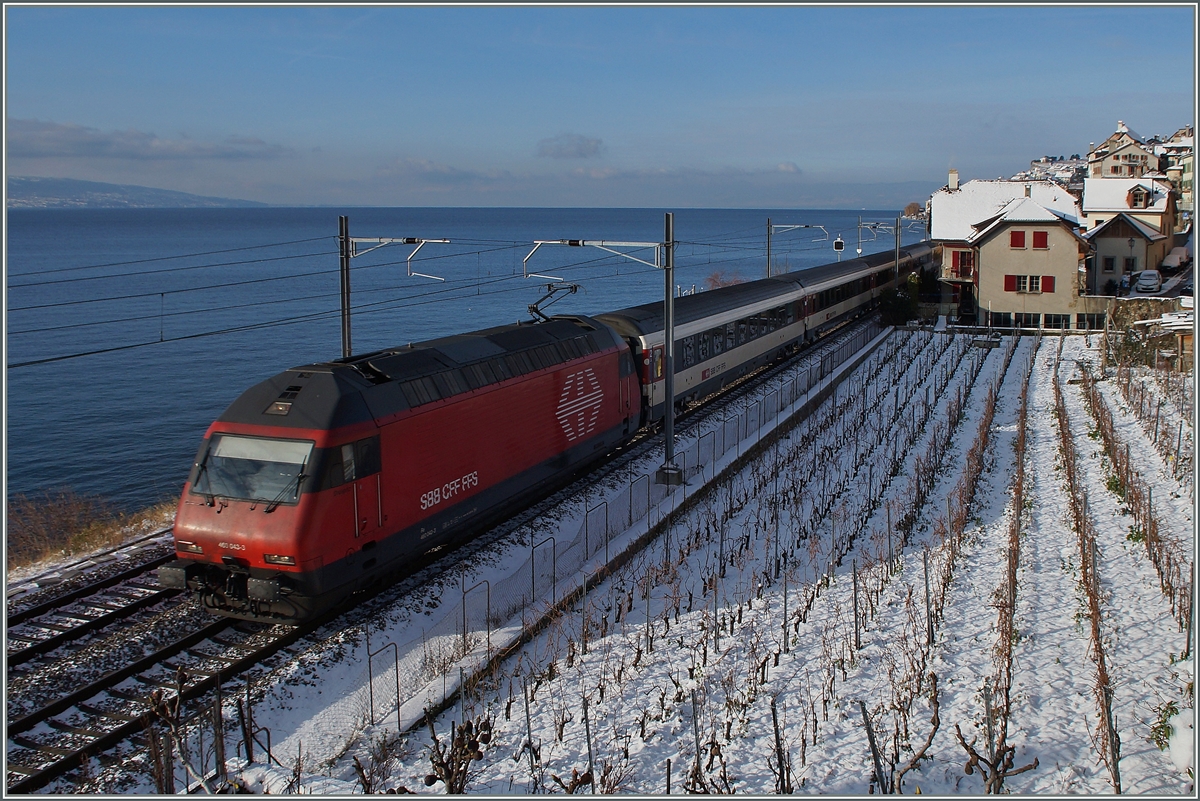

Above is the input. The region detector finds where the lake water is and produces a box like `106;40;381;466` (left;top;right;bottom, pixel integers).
6;207;928;510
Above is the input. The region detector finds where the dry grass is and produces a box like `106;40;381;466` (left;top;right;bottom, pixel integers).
6;487;176;571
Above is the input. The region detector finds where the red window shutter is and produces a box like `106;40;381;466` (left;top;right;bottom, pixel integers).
1033;231;1048;249
952;250;960;268
1042;276;1055;293
1010;230;1025;248
1004;274;1017;292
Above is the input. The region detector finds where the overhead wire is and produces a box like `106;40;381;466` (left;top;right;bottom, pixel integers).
7;221;882;369
5;235;336;279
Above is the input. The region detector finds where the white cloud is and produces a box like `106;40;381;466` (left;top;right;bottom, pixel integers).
6;119;290;161
536;133;604;159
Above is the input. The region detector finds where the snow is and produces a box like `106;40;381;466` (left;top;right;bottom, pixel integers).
1082;177;1174;214
58;328;1195;795
929;180;1081;242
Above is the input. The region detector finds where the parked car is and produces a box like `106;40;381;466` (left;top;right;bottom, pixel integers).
1161;247;1189;274
1136;269;1163;294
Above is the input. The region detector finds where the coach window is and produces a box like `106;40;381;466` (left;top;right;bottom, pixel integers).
682;336;696;368
711;327;724;356
698;331;710;361
737;320;748;345
725;323;736;351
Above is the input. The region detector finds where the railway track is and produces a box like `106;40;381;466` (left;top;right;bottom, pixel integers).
5;316;875;793
4;610;322;794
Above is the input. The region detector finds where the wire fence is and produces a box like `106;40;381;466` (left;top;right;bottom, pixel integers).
358;321;887;732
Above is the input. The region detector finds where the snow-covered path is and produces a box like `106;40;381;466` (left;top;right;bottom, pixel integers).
1058;341;1192;794
1004;339;1109;793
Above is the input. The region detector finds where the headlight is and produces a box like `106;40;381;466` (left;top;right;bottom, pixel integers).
263;554;296;566
177;541;204;554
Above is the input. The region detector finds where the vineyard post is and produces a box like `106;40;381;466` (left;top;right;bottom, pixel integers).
859;701;888;794
583;695;596;794
213;676;226;784
923;549;933;646
783;553;790;654
853;560;861;651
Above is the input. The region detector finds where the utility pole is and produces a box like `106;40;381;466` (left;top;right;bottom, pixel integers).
766;217;772;277
339;216;352;358
657;212;683;485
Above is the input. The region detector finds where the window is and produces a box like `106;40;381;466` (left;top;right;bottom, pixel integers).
1010;230;1026;249
1125;257;1138;272
1103;256;1116;272
1005;274;1048;293
1076;313;1106;330
193;435;315;504
682;336;695;368
989;311;1013;327
1033;231;1049;249
1015;313;1040;328
1044;314;1070;329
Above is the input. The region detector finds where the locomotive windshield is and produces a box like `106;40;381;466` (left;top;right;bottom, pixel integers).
193;434;313;505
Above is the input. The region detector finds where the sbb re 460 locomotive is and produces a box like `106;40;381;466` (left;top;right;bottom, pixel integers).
159;241;934;623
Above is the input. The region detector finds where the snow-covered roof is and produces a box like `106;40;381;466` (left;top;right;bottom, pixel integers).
1115;120;1144;143
966;197;1085;246
928;179;1081;242
1083;177;1173;213
1083;212;1169;242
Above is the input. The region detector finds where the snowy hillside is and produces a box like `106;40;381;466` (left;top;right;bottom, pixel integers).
68;329;1194;795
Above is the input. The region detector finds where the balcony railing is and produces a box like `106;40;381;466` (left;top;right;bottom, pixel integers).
941;265;974;281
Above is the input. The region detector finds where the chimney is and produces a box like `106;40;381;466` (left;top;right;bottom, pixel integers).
1025;184;1032;198
948;169;959;191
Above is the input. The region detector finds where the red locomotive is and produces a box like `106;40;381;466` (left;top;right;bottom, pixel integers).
159;316;638;622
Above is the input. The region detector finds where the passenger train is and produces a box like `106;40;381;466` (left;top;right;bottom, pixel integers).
159;240;936;622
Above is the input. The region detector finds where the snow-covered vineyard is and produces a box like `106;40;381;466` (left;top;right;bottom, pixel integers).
103;328;1196;795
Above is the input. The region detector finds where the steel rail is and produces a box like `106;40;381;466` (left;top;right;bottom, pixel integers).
7;587;182;667
7;553;175;627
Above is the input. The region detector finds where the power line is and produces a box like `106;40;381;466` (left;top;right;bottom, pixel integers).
5;235;336;279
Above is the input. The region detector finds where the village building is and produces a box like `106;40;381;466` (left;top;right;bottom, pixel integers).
1082;214;1171;295
1088;121;1159;178
928;171;1103;327
1081;175;1178;239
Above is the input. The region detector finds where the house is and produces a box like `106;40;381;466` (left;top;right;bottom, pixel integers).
928;171;1090;325
1081;176;1177;237
1083;214;1171;294
1156;125;1194;226
1088;121;1159;178
966;197;1093;329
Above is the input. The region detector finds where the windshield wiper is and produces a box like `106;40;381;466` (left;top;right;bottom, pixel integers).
264;465;307;513
194;461;219;507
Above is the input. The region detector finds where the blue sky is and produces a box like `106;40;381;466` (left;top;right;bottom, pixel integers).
4;5;1196;208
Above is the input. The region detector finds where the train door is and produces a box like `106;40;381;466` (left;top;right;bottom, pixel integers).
643;344;665;406
340;436;382;539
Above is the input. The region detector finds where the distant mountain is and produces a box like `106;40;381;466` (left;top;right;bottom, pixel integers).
6;176;268;208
